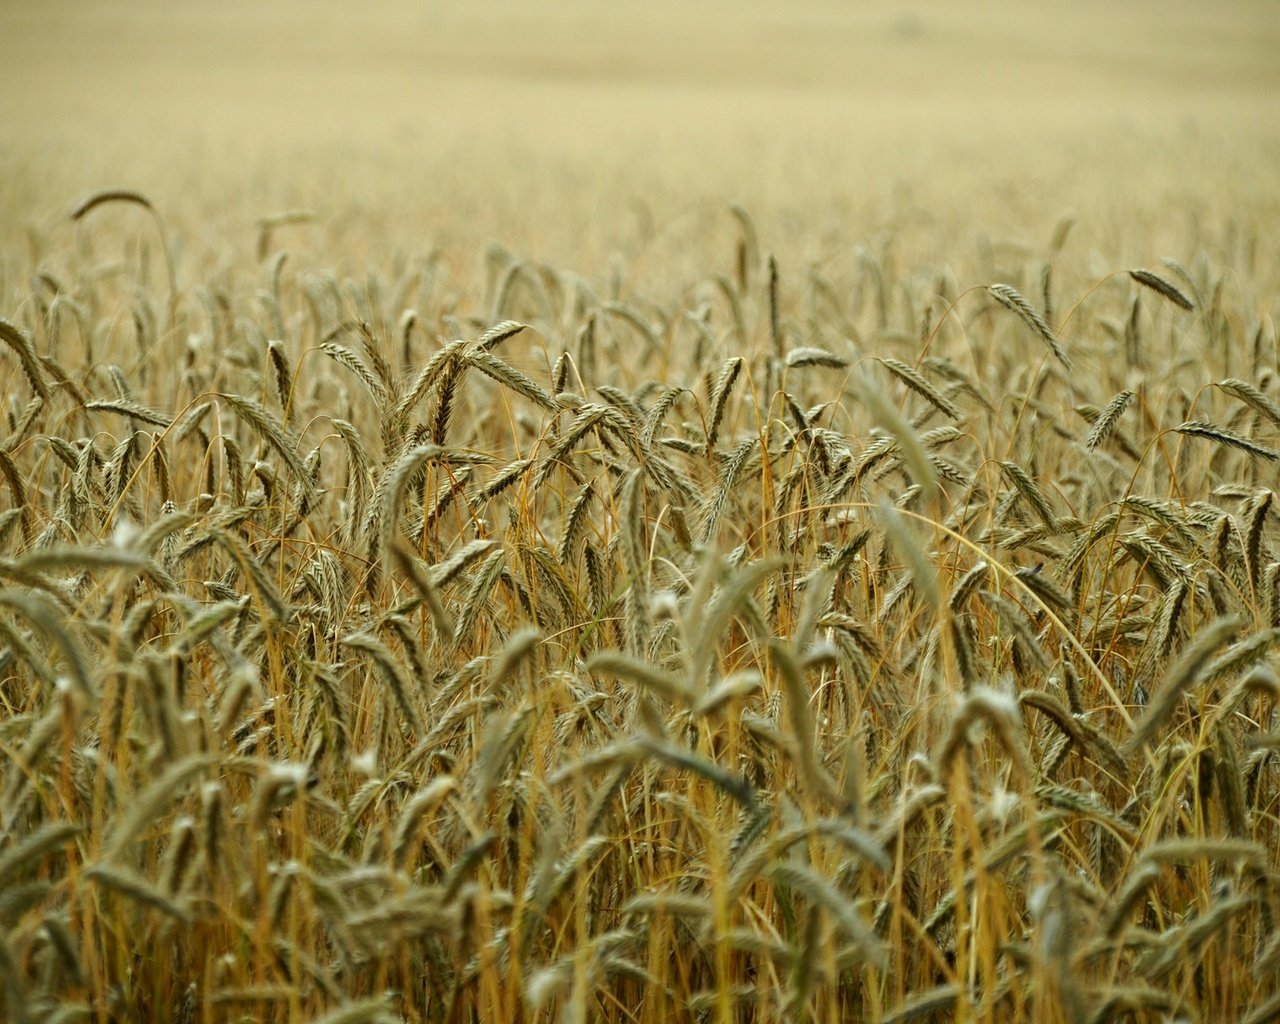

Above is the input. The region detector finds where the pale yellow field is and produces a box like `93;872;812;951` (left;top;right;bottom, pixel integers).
3;4;1280;1023
3;0;1278;250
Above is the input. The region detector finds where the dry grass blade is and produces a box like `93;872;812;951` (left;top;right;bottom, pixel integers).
310;996;402;1024
875;500;940;613
884;984;962;1023
0;588;93;697
770;640;839;804
588;651;693;705
854;375;938;498
769;862;885;967
102;755;213;860
84;864;192;921
0;822;81;886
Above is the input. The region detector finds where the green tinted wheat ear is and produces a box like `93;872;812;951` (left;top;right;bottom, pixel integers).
1214;720;1250;836
431;360;462;445
875;500;941;613
71;187;155;220
588;651;692;705
884;985;962;1024
4;394;46;448
477;319;528;352
465;349;556;410
102;755;212;861
785;346;847;370
1123;291;1144;366
1149;576;1189;663
853;375;937;498
392;777;456;867
1039;261;1054;326
1175;420;1280;461
705;355;744;454
453;547;506;651
209;529;288;624
0;319;51;399
0;589;93;697
85;396;174;427
267;340;294;422
0;448;32;545
378;442;443;562
85;864;192;922
1265;561;1280;627
1001;460;1058;528
575;311;597;384
989;283;1071;369
937;687;1034;782
471;456;532;509
394;338;467;425
1127;615;1241;753
0;822;81;888
426;538;496;589
321;334;389;404
769;863;884;966
1202;628;1280;683
979;589;1050;672
1217;377;1280;427
1129;269;1195;311
220;392;318;500
702;436;757;542
558;483;595;564
1244;488;1273;592
877;358;960;420
1085;389;1134;451
620;469;649;655
768;255;783;358
71;189;177;324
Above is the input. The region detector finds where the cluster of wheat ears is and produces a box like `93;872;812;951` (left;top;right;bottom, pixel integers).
0;191;1277;1023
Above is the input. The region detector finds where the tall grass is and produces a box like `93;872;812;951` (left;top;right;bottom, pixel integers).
0;191;1278;1023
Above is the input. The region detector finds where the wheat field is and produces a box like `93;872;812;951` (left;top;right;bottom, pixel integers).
2;2;1280;1022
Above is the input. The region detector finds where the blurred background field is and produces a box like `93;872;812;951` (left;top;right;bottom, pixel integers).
2;0;1278;264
